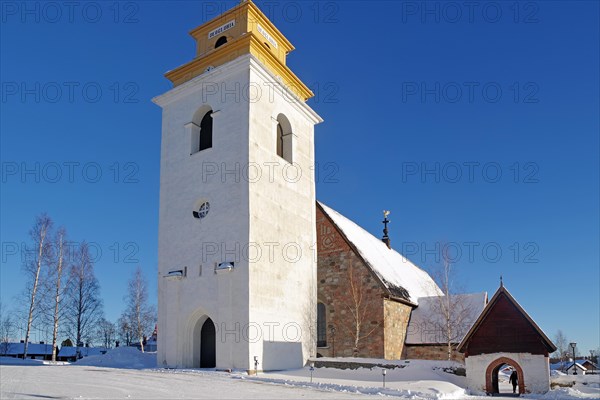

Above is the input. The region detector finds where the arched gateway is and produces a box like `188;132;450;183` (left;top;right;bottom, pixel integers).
486;356;525;394
189;314;216;369
457;284;556;395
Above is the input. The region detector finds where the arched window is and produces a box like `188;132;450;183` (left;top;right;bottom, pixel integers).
317;302;327;347
275;114;293;163
276;123;284;158
199;111;213;151
188;107;214;155
215;36;228;49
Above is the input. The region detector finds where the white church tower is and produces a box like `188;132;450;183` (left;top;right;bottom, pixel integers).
153;0;323;371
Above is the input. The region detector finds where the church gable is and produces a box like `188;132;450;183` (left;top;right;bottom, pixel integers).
458;286;556;357
316;203;389;305
316;203;392;292
317;203;360;257
317;201;442;304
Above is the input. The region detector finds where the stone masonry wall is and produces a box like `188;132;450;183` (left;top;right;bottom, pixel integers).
383;299;412;359
404;344;465;362
316;205;387;358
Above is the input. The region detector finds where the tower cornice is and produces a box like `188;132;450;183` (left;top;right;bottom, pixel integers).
164;33;314;101
155;54;323;125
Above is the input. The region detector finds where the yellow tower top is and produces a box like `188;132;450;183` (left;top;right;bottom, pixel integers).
165;0;314;101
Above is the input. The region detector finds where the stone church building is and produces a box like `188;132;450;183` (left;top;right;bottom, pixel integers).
154;1;554;385
315;201;487;361
316;201;439;359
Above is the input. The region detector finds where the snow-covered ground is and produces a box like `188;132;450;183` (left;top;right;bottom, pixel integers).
248;359;468;399
1;349;598;399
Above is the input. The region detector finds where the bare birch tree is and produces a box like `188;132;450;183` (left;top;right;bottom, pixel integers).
64;242;103;356
96;318;116;349
0;302;15;356
554;330;569;370
47;227;69;361
123;266;155;352
117;315;133;346
22;213;53;359
343;265;378;357
428;248;477;360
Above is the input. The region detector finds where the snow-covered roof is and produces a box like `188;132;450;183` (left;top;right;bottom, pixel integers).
575;359;595;364
0;342;53;355
405;292;487;344
551;360;598;372
566;362;587;371
58;346;107;358
550;361;570;370
580;360;598;368
318;202;442;304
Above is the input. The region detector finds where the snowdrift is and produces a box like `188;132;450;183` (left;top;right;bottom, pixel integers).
73;346;156;369
0;356;48;366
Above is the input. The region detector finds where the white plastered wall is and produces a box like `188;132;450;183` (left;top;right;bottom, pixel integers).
154;54;322;371
155;57;251;370
246;57;322;370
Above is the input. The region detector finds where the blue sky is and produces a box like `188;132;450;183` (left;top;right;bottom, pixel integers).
1;1;598;352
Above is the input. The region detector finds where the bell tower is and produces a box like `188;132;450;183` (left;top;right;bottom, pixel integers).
153;0;323;371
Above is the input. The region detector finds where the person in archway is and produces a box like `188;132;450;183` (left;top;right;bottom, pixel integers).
509;368;518;394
